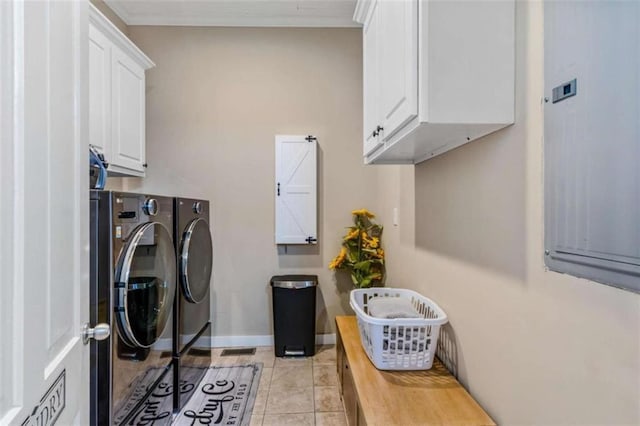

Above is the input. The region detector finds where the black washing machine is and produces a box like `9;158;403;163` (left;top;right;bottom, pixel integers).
172;197;213;413
90;191;176;425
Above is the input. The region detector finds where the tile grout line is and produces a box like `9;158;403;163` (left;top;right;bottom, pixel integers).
258;365;269;426
258;355;273;426
312;358;316;425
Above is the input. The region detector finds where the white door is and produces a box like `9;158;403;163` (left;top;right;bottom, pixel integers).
377;0;418;140
275;135;318;244
0;1;89;425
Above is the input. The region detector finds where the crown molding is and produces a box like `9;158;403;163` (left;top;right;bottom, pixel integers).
352;0;372;24
89;4;155;69
104;0;361;28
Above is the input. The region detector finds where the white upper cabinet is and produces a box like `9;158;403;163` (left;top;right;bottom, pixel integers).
354;0;515;164
89;4;154;176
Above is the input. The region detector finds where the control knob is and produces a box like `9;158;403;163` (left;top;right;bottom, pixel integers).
143;198;158;216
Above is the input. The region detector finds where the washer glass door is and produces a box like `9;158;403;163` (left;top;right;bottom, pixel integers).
115;222;176;348
180;218;213;304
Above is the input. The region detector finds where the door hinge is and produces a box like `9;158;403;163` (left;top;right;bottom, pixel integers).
305;135;317;142
277;182;280;196
305;236;317;244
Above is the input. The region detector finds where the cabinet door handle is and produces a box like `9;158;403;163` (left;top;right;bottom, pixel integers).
372;125;384;138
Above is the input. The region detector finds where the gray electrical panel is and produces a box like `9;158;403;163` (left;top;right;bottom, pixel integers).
544;1;640;292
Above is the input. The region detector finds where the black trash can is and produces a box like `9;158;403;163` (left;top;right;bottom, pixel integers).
270;275;317;357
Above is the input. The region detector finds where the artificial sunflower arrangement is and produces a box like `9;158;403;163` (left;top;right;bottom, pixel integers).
329;209;385;288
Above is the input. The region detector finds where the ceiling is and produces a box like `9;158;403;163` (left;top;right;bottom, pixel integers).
104;0;360;28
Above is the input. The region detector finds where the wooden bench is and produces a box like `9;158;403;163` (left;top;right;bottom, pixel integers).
336;316;495;426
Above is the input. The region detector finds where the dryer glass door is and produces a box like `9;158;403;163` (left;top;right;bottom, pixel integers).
180;218;213;304
115;222;176;348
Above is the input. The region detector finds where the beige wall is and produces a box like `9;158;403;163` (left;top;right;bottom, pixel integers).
121;26;374;336
374;2;640;424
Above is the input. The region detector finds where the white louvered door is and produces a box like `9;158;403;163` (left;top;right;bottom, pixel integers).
275;135;318;244
0;1;89;425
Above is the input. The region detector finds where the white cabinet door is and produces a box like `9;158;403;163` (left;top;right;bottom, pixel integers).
89;24;111;159
1;0;89;424
362;0;382;156
275;135;318;244
111;48;146;174
377;0;418;140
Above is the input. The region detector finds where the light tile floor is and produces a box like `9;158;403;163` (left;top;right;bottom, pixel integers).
210;346;347;426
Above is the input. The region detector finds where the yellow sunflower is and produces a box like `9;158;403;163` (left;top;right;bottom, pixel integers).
329;208;385;288
328;246;347;270
351;208;375;218
363;234;379;248
343;228;359;241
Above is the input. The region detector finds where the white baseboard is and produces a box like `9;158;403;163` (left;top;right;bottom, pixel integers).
315;333;336;345
210;335;273;348
209;333;336;348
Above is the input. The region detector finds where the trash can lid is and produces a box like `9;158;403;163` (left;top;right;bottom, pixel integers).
270;274;318;289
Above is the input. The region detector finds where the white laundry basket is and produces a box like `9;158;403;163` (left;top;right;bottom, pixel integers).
349;288;448;370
